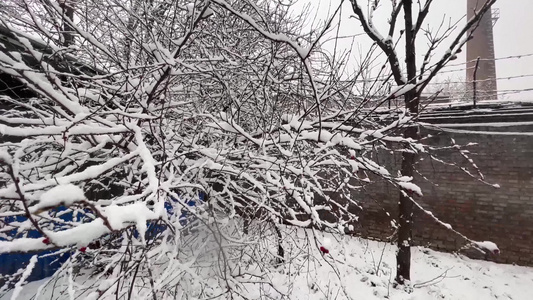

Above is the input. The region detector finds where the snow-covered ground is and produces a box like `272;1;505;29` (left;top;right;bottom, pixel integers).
269;230;531;300
2;229;532;300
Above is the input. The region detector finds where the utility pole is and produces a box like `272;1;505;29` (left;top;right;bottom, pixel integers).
473;56;481;107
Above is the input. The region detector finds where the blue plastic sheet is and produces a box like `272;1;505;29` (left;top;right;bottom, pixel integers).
0;192;204;282
0;207;73;282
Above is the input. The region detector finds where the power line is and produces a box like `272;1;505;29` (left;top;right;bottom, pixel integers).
440;87;533;97
346;52;533;84
427;73;533;85
437;66;475;74
443;52;533;68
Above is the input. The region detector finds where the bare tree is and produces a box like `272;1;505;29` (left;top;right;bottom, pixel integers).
0;0;500;297
0;0;412;297
348;0;497;283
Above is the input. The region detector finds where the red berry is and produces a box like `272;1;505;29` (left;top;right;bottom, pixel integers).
319;246;329;254
42;238;50;245
79;247;87;253
350;156;355;160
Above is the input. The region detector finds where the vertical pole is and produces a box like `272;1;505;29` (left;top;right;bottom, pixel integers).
58;0;75;47
472;56;481;108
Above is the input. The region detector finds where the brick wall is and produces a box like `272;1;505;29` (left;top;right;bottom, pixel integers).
349;122;533;266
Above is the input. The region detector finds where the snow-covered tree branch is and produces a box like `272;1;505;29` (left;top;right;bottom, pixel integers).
0;0;497;297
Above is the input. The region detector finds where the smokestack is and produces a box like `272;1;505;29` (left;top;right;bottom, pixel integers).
466;1;498;101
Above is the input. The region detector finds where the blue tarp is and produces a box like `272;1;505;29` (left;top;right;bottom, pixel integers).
0;193;204;283
0;207;74;282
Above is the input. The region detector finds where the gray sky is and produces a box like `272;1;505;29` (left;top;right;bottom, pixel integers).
296;0;533;100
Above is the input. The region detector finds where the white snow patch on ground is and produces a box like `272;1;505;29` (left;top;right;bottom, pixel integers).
1;230;531;300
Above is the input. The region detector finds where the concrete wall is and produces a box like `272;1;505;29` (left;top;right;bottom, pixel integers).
350;122;533;266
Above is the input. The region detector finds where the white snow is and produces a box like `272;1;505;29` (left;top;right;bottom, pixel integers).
0;238;53;253
0;123;132;137
212;0;311;59
2;231;531;300
10;255;38;300
30;184;85;213
23;151;139;192
44;203;160;247
443;222;453;230
186;3;214;19
396;176;413;182
0;202;160;252
398;181;423;196
0;150;12;165
474;241;500;254
392;83;416;98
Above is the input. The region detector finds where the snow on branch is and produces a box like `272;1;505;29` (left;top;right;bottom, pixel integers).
0;0;434;297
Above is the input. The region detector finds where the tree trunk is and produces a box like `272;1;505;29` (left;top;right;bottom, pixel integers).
396;0;419;284
58;1;75;47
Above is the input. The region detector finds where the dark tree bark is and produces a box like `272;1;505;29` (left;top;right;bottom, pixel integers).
396;0;419;284
349;0;497;285
58;0;75;47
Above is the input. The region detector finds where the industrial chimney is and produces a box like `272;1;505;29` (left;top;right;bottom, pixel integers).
466;1;498;101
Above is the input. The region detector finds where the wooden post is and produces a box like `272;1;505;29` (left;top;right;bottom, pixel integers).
473;56;481;108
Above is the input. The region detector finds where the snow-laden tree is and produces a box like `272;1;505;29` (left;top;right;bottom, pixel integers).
0;0;498;297
0;0;414;297
347;0;498;283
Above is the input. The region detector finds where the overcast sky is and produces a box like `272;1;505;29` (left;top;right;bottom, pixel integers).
296;0;533;100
